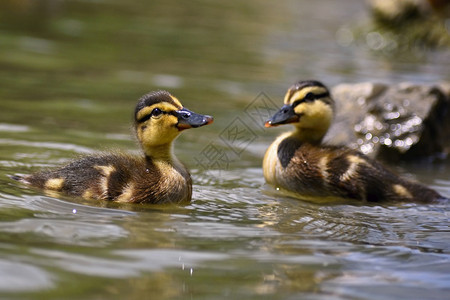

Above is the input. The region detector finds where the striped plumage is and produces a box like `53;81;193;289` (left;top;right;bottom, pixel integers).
15;91;213;204
263;80;444;202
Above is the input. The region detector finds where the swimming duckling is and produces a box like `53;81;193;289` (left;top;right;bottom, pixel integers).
263;80;445;202
14;91;213;204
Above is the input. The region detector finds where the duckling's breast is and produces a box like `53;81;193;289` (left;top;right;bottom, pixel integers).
111;157;191;204
263;132;293;188
263;133;331;198
147;159;192;204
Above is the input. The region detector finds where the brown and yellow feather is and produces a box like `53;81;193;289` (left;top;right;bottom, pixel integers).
264;80;445;202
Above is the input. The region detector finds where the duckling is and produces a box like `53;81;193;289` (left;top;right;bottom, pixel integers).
14;91;213;204
263;80;445;202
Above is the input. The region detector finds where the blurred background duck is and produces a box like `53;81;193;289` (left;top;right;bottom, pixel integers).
13;91;213;204
263;80;445;203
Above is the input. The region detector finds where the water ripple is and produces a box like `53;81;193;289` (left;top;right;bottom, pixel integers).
0;138;94;154
0;259;53;292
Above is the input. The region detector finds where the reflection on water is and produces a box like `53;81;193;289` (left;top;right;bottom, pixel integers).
0;0;449;299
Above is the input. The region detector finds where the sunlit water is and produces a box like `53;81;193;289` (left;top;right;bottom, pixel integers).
1;0;449;299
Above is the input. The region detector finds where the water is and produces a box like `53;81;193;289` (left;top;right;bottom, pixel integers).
1;0;449;299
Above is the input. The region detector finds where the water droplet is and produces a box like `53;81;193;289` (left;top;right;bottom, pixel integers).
405;137;413;146
336;27;354;47
357;97;366;106
375;121;384;131
394;140;404;147
385;111;400;119
72;209;77;214
384;103;393;111
361;144;372;154
366;31;386;50
410;116;422;126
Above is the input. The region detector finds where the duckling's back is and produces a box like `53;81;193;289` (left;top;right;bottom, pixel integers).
18;153;192;204
265;138;443;203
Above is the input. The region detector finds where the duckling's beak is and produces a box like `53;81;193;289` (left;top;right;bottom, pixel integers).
265;104;299;127
176;108;214;131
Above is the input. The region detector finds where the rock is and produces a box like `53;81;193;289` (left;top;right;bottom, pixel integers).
364;0;450;51
370;0;429;26
326;82;450;162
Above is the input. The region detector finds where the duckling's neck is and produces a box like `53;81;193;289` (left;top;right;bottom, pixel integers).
288;127;326;144
143;142;176;162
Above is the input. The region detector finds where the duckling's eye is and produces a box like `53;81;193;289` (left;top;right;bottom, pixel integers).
151;108;163;117
304;92;315;101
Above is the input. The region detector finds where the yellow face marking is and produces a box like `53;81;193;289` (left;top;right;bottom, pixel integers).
44;178;64;191
136;103;179;122
340;155;368;182
284;86;328;105
170;95;183;108
291;100;334;143
136;103;182;156
293;100;333;120
393;184;413;199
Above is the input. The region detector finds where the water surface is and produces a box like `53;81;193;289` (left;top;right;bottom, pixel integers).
1;0;449;299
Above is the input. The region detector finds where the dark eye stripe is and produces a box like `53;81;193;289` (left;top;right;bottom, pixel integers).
292;92;329;107
137;110;178;123
137;114;151;123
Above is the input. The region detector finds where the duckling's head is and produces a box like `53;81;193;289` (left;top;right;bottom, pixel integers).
134;91;213;156
265;80;334;142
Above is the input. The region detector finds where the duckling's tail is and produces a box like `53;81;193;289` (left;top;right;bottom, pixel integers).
435;196;449;204
8;174;30;184
401;179;447;203
10;175;22;181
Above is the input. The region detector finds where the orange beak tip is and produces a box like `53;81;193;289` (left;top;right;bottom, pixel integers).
177;124;191;131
